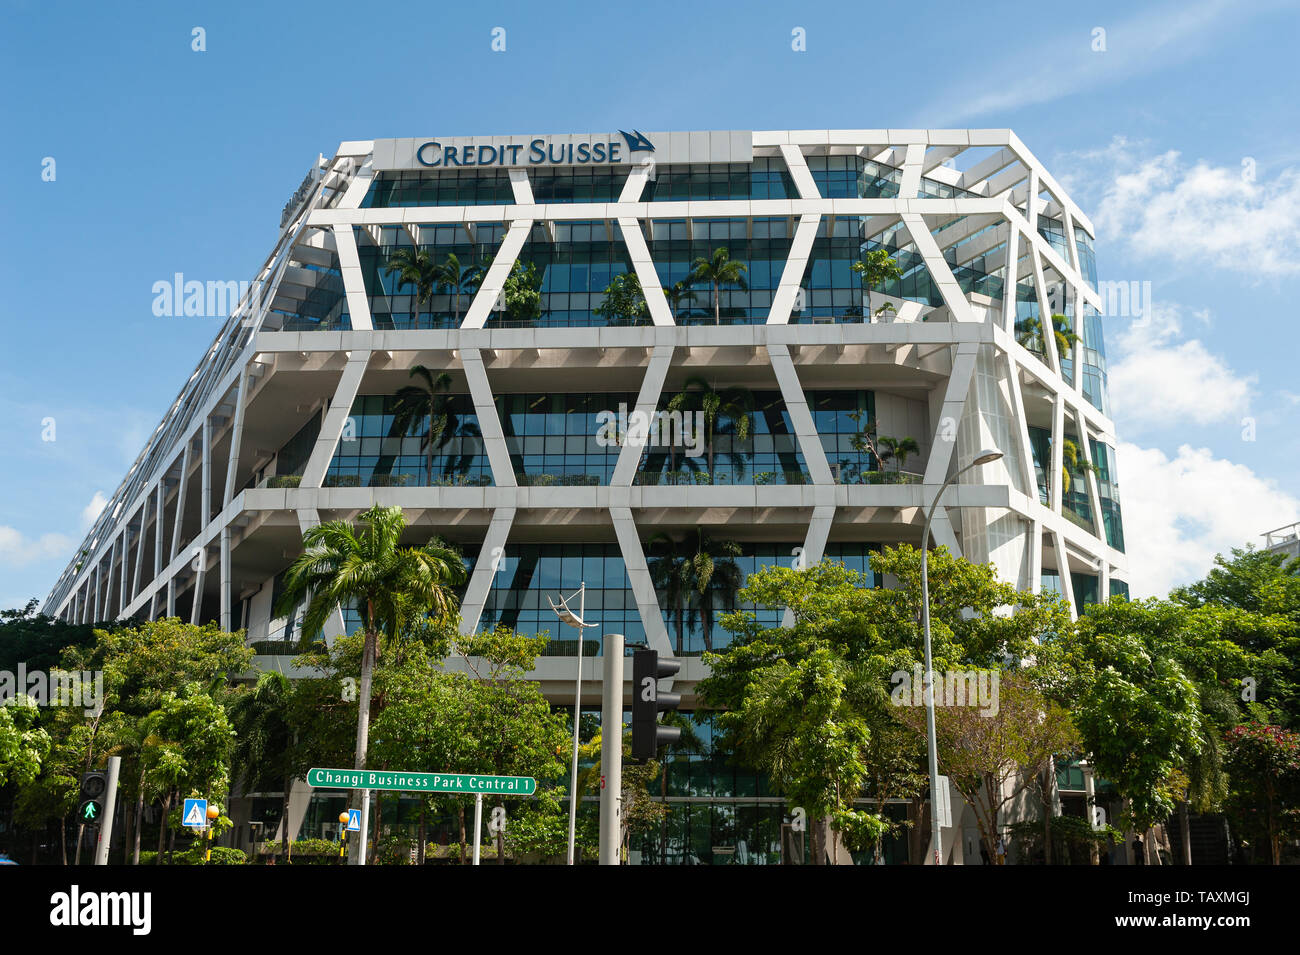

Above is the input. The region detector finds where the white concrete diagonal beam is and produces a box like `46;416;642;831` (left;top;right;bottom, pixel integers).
900;213;978;323
461;221;532;329
779;144;820;199
924;342;979;484
767;214;821;325
459;507;516;635
334;225;374;332
610;506;673;655
460;348;516;487
765;344;834;485
612;344;675;485
781;503;835;627
301;351;372;489
618;218;676;327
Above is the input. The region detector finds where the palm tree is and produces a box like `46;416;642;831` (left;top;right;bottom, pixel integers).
384;247;438;327
661;280;697;322
391;365;455;484
647;533;693;655
431;252;477;323
851;247;903;321
228;671;295;863
685;528;743;652
274;505;466;864
666;377;753;483
687;247;748;325
877;436;920;476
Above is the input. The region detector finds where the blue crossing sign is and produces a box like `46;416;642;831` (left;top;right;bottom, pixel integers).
183;798;208;830
346;809;361;832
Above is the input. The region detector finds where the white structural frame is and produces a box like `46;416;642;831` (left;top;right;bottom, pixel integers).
46;130;1127;693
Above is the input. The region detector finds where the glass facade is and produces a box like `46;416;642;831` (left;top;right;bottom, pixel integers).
636;389;808;486
358;225;504;329
325;394;491;488
498;391;635;485
500;221;641;328
642;159;794;201
645;217;792;325
361;170;515;207
793;218;868;323
529;167;628;203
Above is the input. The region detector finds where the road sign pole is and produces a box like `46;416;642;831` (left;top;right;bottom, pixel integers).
352;789;370;867
472;792;483;866
599;633;623;866
93;756;121;866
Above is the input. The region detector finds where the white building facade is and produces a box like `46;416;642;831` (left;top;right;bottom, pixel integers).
44;129;1128;861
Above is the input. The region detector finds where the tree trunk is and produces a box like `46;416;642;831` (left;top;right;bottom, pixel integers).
459;805;467;865
349;625;377;865
418;804;427;866
1180;801;1192;865
132;789;144;865
157;793;171;861
74;823;84;866
281;778;292;864
60;815;68;866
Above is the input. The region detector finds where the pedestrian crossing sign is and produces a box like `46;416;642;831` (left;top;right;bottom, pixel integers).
183;798;208;830
346;808;361;832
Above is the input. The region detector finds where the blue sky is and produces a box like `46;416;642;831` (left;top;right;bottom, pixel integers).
2;0;1298;605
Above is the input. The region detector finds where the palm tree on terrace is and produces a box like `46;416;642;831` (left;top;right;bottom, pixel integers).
1016;313;1080;362
431;252;477;323
391;365;458;484
687;247;748;325
666;377;753;483
685;528;743;652
274;505;466;864
661;280;697;323
877;436;921;476
384;247;438;326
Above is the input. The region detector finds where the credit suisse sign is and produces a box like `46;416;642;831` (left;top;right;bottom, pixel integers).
372;130;753;172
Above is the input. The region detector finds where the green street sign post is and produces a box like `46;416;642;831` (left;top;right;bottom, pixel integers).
307;768;536;795
306;769;537;865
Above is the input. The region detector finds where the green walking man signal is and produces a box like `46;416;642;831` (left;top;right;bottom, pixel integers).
79;770;108;827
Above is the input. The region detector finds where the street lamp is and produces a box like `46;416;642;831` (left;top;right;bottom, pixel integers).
921;447;1003;866
548;583;598;866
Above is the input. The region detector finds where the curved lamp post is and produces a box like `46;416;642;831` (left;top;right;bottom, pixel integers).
922;446;1003;866
548;583;599;866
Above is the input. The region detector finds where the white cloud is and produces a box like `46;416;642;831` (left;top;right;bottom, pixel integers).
81;491;107;528
0;526;74;567
921;0;1264;124
1108;302;1255;433
1067;138;1300;277
1117;442;1300;597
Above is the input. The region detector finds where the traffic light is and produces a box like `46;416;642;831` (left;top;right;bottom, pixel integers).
632;649;682;762
79;770;107;826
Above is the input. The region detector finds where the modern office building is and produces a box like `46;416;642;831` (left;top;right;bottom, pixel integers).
44;129;1127;862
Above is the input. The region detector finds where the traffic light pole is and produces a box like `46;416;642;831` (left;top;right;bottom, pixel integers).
599;632;623;866
93;756;121;866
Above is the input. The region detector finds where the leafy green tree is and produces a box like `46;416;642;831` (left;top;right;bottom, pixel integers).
275;505;466;861
455;627;571;864
500;259;543;325
1060;599;1251;838
593;271;650;326
228;671;297;863
686;247;748;325
703;545;1070;864
727;646;886;862
0;600;103;675
660;279;697;322
1222;722;1300;864
139;684;236;863
851;247;903;321
896;671;1079;862
0;697;50;788
576;726;668;862
1015;313;1079;361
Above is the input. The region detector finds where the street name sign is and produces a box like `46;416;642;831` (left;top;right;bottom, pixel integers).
307;768;536;796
